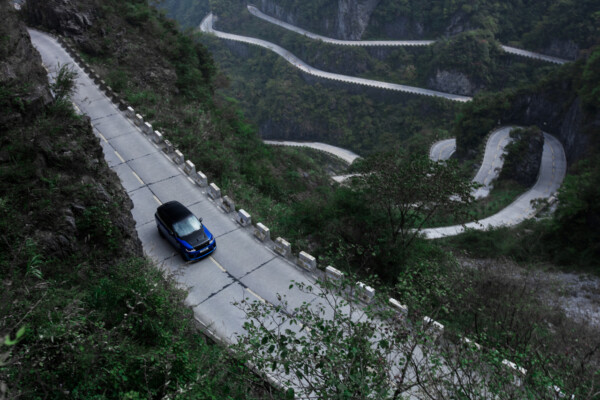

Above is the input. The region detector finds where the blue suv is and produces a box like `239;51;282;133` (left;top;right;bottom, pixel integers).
155;201;216;261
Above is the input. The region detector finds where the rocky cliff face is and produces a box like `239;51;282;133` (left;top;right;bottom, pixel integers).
542;39;580;61
258;0;380;40
0;1;52;127
500;127;544;187
1;0;142;260
23;0;94;36
428;70;481;96
23;0;106;56
336;0;380;39
511;94;588;164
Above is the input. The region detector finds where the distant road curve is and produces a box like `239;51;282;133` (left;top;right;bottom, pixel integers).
429;138;456;161
423;131;566;238
265;130;566;238
263;140;360;182
199;13;472;102
431;127;515;199
247;5;569;65
263;140;360;164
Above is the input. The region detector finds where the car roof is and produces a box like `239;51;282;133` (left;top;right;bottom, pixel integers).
157;201;193;226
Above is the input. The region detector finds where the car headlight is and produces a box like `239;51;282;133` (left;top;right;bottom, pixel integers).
184;246;195;253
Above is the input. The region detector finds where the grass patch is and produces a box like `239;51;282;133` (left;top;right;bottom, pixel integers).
424;179;527;227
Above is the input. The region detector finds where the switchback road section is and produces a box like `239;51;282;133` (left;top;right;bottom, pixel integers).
247;5;569;64
200;13;472;102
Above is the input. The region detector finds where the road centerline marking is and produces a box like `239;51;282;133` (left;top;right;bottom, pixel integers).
114;151;125;163
210;256;227;273
131;171;144;185
153;195;162;205
246;288;267;303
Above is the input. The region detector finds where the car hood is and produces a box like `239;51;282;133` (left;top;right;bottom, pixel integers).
182;228;210;248
182;229;209;247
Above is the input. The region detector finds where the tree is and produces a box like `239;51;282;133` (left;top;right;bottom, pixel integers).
232;277;575;400
353;152;475;251
50;63;78;101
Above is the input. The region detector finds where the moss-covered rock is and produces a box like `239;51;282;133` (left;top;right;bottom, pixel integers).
500;126;544;186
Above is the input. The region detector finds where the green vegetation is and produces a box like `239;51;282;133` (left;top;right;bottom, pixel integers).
452;48;600;268
9;0;599;397
424;179;528;227
162;0;599;55
210;2;555;95
154;0;210;29
65;0;355;253
354;153;475;250
202;33;458;155
237;272;599;398
248;0;600;53
0;77;274;397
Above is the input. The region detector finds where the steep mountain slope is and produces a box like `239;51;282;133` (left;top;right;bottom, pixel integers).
0;1;279;398
252;0;599;59
453;48;600;266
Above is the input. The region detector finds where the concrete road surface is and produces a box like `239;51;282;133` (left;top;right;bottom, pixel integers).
30;28;324;346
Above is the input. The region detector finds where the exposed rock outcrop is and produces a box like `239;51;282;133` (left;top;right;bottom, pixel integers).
23;0;94;36
444;10;472;37
1;0;143;260
511;94;588;164
0;1;52;127
542;39;579;61
373;16;424;39
500;127;544;187
428;70;481;96
336;0;380;40
258;0;298;25
258;0;380;40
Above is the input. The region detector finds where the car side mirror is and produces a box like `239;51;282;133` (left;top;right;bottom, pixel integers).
199;217;203;223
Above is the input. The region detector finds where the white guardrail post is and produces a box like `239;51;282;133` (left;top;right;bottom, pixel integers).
254;223;270;242
237;209;252;227
151;130;163;144
423;316;444;341
142;122;153;135
389;298;408;317
273;237;291;257
193;171;208;187
221;195;235;213
297;251;316;272
357;281;375;304
172;150;184;165
208;183;221;200
183;160;196;175
125;106;135;119
325;265;343;282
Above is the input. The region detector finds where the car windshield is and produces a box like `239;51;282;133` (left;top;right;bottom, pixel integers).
172;215;202;237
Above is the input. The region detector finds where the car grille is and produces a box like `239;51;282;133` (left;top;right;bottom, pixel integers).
194;240;210;251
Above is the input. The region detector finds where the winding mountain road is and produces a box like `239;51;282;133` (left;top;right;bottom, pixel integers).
200;13;472;102
247;5;569;65
431;127;516;199
423;131;566;238
29;28;324;347
30;30;436;397
266;127;566;237
429;138;456;161
263;140;360;163
29;10;569;394
207;7;568;236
